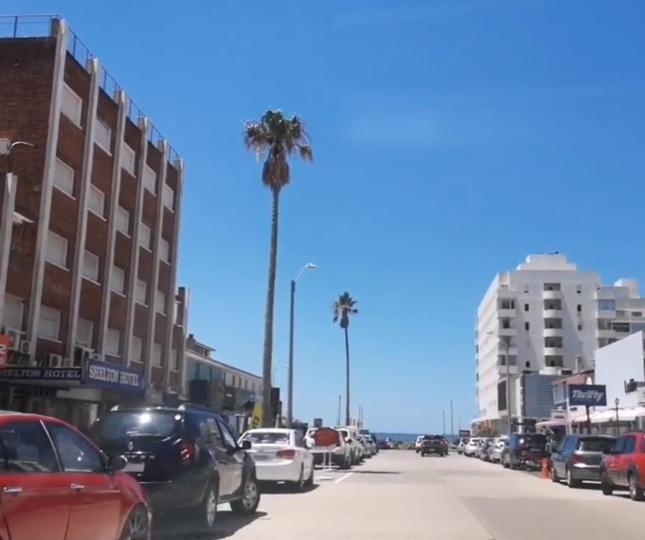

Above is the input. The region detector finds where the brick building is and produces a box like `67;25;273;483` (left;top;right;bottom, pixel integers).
0;16;185;429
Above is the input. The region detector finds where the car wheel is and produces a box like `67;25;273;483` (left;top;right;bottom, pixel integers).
629;473;644;501
119;505;149;540
601;472;613;496
293;466;306;492
551;465;559;483
305;466;314;488
503;455;510;469
231;473;260;515
566;468;580;489
196;482;218;530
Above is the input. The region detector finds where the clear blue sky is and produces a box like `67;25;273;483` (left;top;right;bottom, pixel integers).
7;0;645;432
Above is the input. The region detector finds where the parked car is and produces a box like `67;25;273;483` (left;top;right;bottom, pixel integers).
501;433;547;470
601;431;645;500
359;434;377;457
370;434;380;454
239;428;314;490
336;426;363;464
415;435;425;453
477;438;493;461
456;438;469;454
419;435;448;457
0;412;151;540
306;427;352;469
489;437;508;463
551;434;615;487
91;404;259;533
464;437;481;457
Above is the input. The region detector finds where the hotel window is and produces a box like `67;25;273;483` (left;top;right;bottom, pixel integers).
160;238;170;263
61;83;82;126
77;318;93;347
88;185;105;218
105;328;121;356
135;279;147;305
143;165;156;194
152;343;162;367
111;266;125;294
46;231;68;268
131;336;143;362
82;250;100;283
156;290;166;314
95;118;112;153
162;184;175;211
38;305;61;341
54;158;75;196
139;223;151;250
122;143;136;176
116;206;131;236
3;294;24;330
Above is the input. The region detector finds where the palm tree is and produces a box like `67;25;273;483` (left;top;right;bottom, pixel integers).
244;110;313;427
333;292;358;425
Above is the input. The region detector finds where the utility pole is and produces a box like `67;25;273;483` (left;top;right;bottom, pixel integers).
337;394;341;426
450;400;454;443
287;279;295;426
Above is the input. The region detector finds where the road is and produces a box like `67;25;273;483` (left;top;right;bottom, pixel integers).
154;450;645;539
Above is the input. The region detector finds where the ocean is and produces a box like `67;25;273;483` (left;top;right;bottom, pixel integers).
373;432;421;443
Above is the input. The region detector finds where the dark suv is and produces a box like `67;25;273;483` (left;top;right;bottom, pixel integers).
420;435;448;457
90;404;260;532
502;433;547;470
551;434;615;487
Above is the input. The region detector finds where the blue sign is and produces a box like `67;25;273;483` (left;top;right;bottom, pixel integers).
0;366;83;383
568;384;607;406
85;360;144;393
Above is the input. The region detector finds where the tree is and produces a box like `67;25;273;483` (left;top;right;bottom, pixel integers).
333;292;358;425
244;110;313;427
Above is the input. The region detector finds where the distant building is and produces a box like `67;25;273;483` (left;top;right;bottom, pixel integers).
0;16;184;428
474;253;645;433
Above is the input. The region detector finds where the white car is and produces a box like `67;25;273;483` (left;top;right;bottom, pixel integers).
464;437;482;457
337;426;363;464
306;427;352;469
415;435;425;453
359;435;376;457
239;428;314;490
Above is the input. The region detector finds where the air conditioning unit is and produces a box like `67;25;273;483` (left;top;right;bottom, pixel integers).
73;345;94;366
5;328;24;351
43;353;63;368
89;351;101;362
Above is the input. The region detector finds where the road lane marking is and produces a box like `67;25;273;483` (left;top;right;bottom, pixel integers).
334;472;353;484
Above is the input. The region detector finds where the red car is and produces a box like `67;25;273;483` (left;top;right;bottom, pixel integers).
0;412;151;540
601;431;645;501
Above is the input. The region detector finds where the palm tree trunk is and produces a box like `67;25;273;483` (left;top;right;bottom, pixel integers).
261;189;280;427
344;325;351;425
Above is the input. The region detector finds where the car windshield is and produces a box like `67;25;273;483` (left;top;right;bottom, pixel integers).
93;411;180;440
578;438;614;452
243;432;291;445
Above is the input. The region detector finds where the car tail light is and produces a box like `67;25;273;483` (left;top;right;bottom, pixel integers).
179;441;196;464
277;449;296;460
571;454;583;464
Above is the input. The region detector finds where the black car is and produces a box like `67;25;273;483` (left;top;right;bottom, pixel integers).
550;434;615;487
501;433;547;470
420;435;448;457
90;404;260;532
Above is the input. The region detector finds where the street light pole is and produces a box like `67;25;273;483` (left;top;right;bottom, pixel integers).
286;263;317;427
615;397;620;436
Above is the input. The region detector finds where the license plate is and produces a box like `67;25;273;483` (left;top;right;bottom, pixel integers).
124;462;145;472
253;454;270;461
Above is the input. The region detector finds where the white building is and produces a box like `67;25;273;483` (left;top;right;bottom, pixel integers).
475;253;645;432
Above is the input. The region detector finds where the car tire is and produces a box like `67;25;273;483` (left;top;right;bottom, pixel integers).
293;466;306;492
566;468;580;489
601;472;613;496
629;473;644;501
305;466;314;488
503;455;510;469
231;473;260;515
196;482;218;530
119;505;149;540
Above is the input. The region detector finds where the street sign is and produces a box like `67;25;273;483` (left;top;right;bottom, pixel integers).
313;418;323;428
568;384;607;407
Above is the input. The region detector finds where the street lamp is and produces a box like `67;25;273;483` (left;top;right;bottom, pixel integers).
615;397;620;436
487;330;512;436
287;262;318;426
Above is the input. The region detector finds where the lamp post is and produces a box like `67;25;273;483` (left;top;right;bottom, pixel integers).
0;139;35;326
615;397;620;436
286;262;318;427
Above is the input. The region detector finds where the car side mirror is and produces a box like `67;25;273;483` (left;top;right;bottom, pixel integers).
107;455;127;472
240;440;252;451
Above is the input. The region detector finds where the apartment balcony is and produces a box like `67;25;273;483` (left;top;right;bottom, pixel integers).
597;329;615;339
543;308;562;318
497;365;518;376
499;327;517;337
498;308;516;318
596;308;616;319
542;290;563;300
544;346;564;356
543;327;563;338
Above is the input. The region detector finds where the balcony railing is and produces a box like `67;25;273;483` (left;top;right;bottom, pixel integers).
0;15;55;39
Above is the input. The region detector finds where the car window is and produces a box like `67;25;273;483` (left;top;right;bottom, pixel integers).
613;437;626;454
563;437;577;454
0;421;58;473
188;412;223;445
578;438;614;453
242;431;291;445
216;418;237;448
47;423;104;473
623;436;636;454
94;411;180;440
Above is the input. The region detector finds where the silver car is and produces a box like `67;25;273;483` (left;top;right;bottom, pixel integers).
490;437;509;463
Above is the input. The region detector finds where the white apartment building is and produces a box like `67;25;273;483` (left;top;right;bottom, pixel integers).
475;254;645;432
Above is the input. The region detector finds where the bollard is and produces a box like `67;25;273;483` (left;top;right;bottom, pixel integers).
541;458;551;479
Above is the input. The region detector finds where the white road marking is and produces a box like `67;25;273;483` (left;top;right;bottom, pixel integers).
334;472;354;484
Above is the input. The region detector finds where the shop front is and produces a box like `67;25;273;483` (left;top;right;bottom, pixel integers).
0;359;145;432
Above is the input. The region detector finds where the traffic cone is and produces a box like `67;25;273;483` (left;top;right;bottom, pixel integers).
541;458;550;479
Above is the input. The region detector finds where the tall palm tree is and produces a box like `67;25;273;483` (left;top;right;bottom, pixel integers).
333;292;358;425
244;110;313;427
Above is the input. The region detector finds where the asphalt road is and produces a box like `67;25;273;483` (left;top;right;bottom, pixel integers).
153;450;645;539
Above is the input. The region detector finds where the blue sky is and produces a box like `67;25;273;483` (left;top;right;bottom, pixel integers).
7;0;645;432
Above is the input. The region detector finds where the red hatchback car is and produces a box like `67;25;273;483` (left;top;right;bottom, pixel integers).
0;412;151;540
601;431;645;501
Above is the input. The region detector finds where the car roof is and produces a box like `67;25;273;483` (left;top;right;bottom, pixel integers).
246;428;293;434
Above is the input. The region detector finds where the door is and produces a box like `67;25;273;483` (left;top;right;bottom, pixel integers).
606;437;626;485
0;420;71;540
560;437;578;477
618;435;637;487
45;422;122;540
217;418;244;495
551;437;567;477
